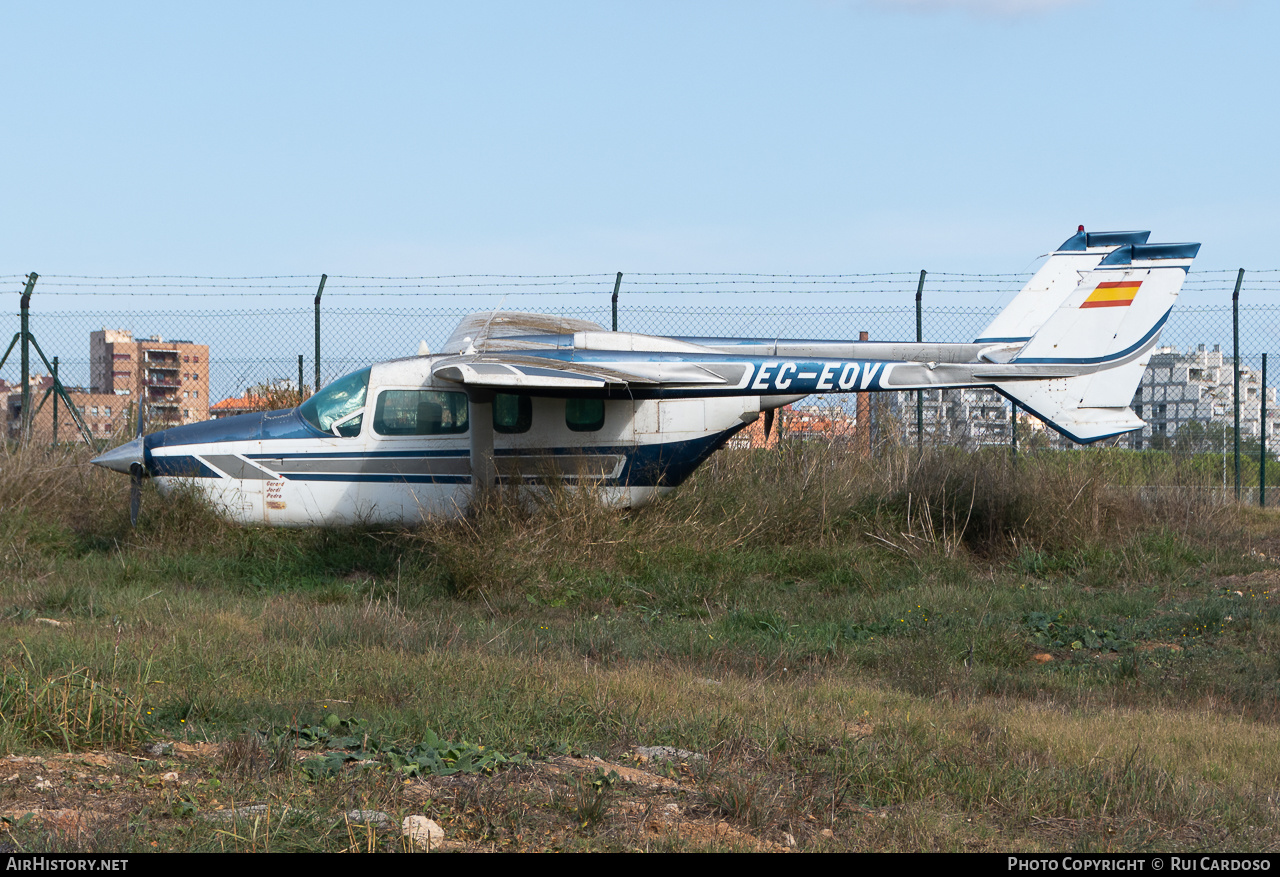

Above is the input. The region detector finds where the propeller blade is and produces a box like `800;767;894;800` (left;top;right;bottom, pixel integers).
129;463;143;527
130;403;146;526
764;408;775;440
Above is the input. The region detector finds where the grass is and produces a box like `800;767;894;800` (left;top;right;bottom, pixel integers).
2;438;1280;851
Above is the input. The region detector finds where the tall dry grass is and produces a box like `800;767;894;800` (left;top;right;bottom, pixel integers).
0;440;246;567
409;441;1247;601
659;442;1238;553
0;438;1247;602
0;442;119;531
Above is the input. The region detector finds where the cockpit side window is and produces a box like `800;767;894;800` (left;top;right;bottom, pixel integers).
566;398;605;432
493;393;531;434
373;390;469;436
299;368;371;436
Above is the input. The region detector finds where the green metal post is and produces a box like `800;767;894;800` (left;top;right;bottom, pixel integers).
1011;402;1018;460
0;334;19;371
1261;353;1268;508
27;334;93;445
314;274;326;391
915;269;925;454
612;272;622;332
298;354;304;405
19;273;37;440
1234;268;1244;501
51;356;58;446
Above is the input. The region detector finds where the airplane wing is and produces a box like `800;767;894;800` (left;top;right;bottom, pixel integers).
433;354;737;391
431;233;1198;443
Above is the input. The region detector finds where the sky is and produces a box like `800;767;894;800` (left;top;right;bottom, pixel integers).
3;0;1277;306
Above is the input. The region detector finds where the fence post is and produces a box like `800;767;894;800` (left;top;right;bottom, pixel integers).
915;269;925;455
51;356;59;446
314;274;326;391
1261;353;1268;508
298;354;305;406
1233;268;1244;501
19;273;37;441
857;330;871;456
26;334;94;446
1011;402;1018;460
612;272;622;331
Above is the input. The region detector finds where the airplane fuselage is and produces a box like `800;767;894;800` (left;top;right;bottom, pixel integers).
132;354;780;525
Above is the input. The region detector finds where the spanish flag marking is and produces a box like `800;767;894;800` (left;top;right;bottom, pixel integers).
1080;280;1143;309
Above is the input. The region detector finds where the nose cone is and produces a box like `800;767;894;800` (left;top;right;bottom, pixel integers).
91;436;145;475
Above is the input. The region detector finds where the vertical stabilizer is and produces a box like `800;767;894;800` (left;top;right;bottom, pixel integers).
975;229;1151;347
994;240;1200;443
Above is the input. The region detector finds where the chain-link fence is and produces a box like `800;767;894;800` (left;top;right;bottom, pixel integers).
3;269;1278;502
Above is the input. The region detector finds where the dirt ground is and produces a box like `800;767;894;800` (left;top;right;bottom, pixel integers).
0;743;816;852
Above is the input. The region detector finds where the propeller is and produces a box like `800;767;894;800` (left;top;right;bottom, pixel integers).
129;461;144;526
763;408;775;441
129;403;146;527
89;402;151;524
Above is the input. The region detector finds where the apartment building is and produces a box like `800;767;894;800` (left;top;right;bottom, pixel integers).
4;331;212;443
90;329;210;427
1129;344;1279;450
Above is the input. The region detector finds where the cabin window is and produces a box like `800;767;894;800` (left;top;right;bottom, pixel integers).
373;390;469;436
565;398;604;432
300;367;370;436
493;393;531;434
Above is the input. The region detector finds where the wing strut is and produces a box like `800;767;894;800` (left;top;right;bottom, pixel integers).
468;389;496;502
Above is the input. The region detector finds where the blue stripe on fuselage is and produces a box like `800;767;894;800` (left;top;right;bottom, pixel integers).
154;428;747;489
149;455;221;478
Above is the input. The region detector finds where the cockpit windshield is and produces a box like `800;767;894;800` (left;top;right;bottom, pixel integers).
299;368;370;436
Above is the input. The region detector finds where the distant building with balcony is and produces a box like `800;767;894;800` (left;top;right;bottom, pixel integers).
1128;344;1279;450
90;329;209;428
5;331;211;442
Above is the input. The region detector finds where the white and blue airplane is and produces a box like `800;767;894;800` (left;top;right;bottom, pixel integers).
92;229;1200;526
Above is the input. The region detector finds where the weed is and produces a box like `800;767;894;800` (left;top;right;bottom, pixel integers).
568;768;618;829
0;659;150;751
220;732;271;780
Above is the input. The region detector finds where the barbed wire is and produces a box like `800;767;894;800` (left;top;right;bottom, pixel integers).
4;270;1277;301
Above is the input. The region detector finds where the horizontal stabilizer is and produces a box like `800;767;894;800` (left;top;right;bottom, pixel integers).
995;380;1146;444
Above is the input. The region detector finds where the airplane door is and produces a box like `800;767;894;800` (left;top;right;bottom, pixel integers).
359;387;471;523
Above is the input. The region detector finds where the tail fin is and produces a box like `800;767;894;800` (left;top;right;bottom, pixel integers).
976;229;1151;347
994;239;1201;443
